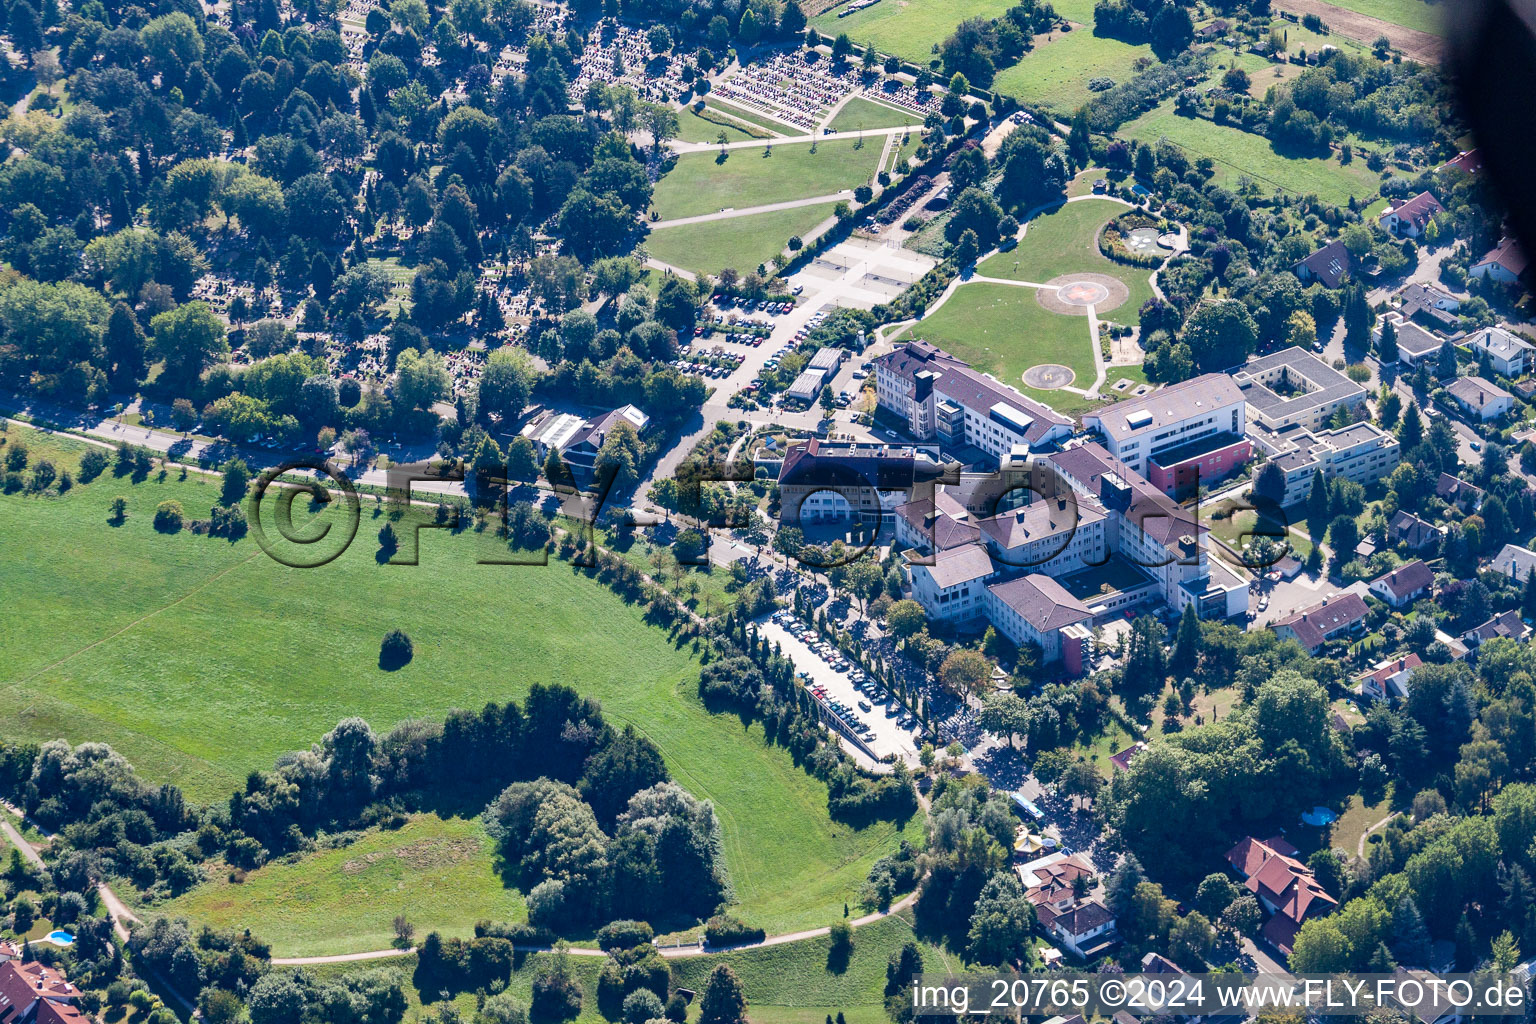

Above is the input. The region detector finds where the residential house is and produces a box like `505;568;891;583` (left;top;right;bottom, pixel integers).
1379;192;1444;238
1492;543;1536;583
1388;968;1465;1024
1140;953;1207;1022
0;960;80;1024
1360;654;1423;701
1441;149;1483;175
1437;473;1485;512
1375;315;1450;367
1271;592;1370;653
1388;510;1444;553
1368;559;1434;608
520;404;650;488
1468;327;1534;377
36;1001;92;1024
1470;237;1528;287
1395;284;1462;333
1446;376;1514;421
1293;240;1352;288
1463;609;1532;650
1019;852;1118;958
1225;835;1339;955
1110;741;1147;773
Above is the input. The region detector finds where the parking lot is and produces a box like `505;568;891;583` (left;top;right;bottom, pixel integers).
758;613;921;764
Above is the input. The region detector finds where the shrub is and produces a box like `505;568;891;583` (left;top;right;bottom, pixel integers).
153;500;184;532
79;448;108;481
623;989;665;1024
597;920;655;952
703;913;765;948
379;629;413;670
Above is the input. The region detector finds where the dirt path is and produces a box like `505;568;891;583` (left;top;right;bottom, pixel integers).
1271;0;1445;63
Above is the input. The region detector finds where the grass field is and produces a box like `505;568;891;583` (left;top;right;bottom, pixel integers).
1316;0;1445;36
708;98;800;136
810;0;1010;64
975;199;1156;321
647;202;839;276
988;29;1152;114
153;814;526;957
652;140;882;221
308;911;960;1024
912;282;1094;390
0;422;920;942
676;106;767;145
826;97;923;133
1118;101;1380;207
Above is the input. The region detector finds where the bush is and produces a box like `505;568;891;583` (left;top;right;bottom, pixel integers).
597;920;655;952
153;500;184;532
623;989;665;1024
79;448;108;482
379;629;413;670
703;914;765;948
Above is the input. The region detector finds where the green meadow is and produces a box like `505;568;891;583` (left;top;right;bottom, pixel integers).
0;422;919;943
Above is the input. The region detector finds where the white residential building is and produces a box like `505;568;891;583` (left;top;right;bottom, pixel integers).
1468;327;1534;377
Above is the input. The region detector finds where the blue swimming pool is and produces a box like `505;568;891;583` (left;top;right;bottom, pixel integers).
43;930;73;946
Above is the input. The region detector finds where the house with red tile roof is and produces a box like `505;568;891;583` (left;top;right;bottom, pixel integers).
0;959;80;1024
1471;238;1528;287
1359;653;1423;701
1368;559;1434;608
1379;192;1444;238
1225;835;1338;955
1270;592;1369;653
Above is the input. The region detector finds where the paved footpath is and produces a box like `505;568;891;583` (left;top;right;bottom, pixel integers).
271;891;919;966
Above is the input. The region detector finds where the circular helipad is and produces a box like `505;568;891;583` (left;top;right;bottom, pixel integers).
1023;363;1075;389
1037;273;1130;315
1059;281;1111;305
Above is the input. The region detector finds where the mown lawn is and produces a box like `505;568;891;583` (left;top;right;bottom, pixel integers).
676;106;767;145
976;198;1156;322
152;814;526;957
810;0;1011;64
647;202;840;276
988;29;1152;114
826;97;924;133
1120;100;1381;207
670;912;960;1024
652;139;883;221
912;282;1095;389
0;422;918;941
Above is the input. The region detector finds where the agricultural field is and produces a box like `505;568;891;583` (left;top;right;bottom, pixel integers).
152;814;525;957
975;198;1156;319
647;202;840;276
1317;0;1445;35
809;0;1010;65
910;282;1094;390
652;139;884;221
988;29;1152;114
1119;100;1381;207
0;422;919;940
826;97;924;133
